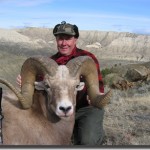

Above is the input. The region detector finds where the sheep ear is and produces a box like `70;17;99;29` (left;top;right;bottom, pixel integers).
76;82;85;91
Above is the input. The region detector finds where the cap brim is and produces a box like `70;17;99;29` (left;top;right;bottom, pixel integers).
54;31;75;36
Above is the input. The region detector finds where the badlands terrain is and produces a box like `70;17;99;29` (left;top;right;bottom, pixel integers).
0;27;150;145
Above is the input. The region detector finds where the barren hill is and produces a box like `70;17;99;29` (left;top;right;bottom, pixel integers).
0;27;150;85
1;27;150;61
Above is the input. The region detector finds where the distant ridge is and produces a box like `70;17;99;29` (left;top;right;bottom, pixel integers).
0;27;150;62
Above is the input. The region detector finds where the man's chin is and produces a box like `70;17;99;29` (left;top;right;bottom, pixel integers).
60;51;69;55
59;49;70;55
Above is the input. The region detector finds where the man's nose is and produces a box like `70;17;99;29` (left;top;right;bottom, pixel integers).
62;39;67;45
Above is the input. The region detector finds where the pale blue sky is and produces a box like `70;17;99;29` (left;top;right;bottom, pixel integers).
0;0;150;34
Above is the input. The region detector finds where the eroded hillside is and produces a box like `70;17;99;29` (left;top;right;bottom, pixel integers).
1;27;150;61
0;27;150;85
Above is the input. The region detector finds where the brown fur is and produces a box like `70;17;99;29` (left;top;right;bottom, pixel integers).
1;56;112;145
2;90;74;145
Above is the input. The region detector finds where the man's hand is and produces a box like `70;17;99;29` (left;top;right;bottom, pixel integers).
16;74;47;91
16;74;22;87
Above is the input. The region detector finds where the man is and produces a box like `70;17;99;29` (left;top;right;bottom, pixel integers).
17;21;105;145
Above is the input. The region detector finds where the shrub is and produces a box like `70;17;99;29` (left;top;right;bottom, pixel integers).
101;68;112;78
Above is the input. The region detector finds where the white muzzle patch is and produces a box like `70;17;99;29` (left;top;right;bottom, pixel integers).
56;99;73;117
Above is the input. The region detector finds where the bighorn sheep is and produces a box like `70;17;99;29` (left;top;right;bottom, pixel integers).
0;56;112;145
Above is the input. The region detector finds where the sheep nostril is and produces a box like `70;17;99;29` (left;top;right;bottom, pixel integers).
59;106;72;113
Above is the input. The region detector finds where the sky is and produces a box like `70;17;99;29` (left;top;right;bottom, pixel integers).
0;0;150;34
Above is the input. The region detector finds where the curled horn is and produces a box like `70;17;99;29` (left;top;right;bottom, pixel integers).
0;56;58;109
20;56;58;109
66;56;112;108
0;78;28;106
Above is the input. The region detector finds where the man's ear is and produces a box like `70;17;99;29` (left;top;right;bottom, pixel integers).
76;82;85;91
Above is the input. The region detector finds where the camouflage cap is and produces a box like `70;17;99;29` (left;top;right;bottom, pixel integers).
53;21;79;38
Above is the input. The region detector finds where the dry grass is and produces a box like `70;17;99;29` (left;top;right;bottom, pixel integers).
103;85;150;145
0;42;56;88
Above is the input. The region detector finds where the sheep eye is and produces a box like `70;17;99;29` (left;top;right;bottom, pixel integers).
45;84;50;89
44;83;50;89
76;84;79;89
